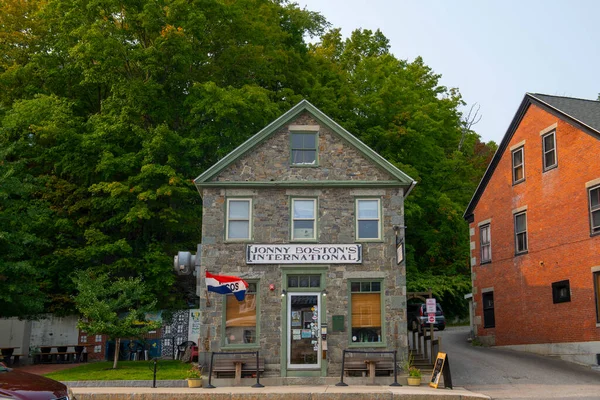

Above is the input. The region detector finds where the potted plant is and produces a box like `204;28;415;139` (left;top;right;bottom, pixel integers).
407;366;422;386
186;363;203;388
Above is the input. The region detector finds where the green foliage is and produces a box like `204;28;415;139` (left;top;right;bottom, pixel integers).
73;270;160;339
0;0;495;319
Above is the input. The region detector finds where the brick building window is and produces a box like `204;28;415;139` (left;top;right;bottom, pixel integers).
480;224;491;264
542;131;557;171
291;132;317;165
514;211;528;254
594;272;600;323
226;198;252;240
482;292;495;328
224;282;257;345
552;280;571;304
291;198;317;240
356;199;381;240
512;147;525;184
350;281;382;344
589;185;600;235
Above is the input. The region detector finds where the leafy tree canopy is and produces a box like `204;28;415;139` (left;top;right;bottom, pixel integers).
0;0;495;320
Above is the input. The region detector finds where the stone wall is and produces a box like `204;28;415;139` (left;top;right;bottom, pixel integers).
198;108;411;377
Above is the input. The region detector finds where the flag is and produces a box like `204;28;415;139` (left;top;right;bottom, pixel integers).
205;271;249;301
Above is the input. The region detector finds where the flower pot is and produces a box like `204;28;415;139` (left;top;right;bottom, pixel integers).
187;378;202;388
407;376;421;386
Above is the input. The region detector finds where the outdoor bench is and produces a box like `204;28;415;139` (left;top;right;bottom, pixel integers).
211;357;265;384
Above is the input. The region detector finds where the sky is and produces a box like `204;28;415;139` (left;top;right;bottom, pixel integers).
298;0;600;144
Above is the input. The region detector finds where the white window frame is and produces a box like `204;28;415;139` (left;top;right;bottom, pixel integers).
226;198;252;241
514;211;528;254
542;130;557;171
480;224;491;263
589;185;600;236
356;198;382;241
291;198;317;241
512;146;525;184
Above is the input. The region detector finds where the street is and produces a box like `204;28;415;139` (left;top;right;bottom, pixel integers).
437;326;600;399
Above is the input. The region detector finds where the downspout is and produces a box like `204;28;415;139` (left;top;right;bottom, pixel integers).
404;180;417;199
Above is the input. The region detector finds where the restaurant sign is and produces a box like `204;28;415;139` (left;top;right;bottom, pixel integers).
246;244;362;264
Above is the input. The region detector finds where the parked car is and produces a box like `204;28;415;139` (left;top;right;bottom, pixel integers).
0;363;75;400
407;302;446;332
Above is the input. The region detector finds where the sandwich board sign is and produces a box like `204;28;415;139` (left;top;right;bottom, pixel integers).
429;352;452;389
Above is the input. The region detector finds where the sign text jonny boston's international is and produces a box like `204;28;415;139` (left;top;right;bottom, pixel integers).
246;244;362;264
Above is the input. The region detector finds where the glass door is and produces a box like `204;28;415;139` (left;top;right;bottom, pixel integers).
287;293;320;369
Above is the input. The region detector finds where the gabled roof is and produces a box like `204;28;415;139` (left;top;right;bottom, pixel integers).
194;99;416;194
463;93;600;222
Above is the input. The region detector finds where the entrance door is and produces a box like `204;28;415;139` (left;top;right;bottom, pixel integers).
287;293;320;369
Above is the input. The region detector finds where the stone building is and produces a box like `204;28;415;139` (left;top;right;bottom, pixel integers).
194;100;416;379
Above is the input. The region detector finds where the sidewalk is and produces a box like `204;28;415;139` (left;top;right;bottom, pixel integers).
72;385;491;400
14;363;490;399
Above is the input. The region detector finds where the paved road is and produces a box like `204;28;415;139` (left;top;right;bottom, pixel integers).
437;326;600;399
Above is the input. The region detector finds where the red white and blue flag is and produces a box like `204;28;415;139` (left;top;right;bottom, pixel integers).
205;271;249;301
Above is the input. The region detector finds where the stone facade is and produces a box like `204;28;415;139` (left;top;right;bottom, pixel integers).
195;101;413;378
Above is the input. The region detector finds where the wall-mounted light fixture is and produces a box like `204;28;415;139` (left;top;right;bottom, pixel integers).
321;289;328;297
281;289;287;297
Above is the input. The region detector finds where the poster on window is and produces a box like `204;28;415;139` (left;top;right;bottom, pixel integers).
291;311;301;327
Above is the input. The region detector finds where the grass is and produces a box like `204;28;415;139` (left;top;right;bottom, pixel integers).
44;360;194;381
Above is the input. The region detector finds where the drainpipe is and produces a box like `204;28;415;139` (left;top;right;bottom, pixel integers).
404;180;417;198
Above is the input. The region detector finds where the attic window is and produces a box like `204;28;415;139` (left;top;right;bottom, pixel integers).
291;132;317;166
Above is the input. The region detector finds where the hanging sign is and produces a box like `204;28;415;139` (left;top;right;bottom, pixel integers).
246;244;362;264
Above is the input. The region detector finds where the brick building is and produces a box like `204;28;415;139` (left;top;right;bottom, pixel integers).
193;100;415;379
463;93;600;366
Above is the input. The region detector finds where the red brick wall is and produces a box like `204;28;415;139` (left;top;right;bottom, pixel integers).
470;104;600;345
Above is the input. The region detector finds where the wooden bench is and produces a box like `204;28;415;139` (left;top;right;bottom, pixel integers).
34;352;79;364
343;357;396;381
212;357;265;384
1;354;24;366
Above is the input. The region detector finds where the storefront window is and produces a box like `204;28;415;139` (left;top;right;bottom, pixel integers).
350;281;382;343
225;282;257;345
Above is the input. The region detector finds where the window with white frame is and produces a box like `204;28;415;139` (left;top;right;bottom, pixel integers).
291;132;317;165
542;131;557;171
512;147;525;184
292;198;317;240
480;224;491;263
514;211;528;254
356;199;381;240
589;185;600;235
226;198;252;240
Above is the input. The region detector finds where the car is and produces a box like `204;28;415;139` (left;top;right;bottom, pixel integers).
0;363;75;400
406;302;446;332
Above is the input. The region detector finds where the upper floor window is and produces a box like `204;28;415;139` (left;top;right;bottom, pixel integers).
291;132;317;165
512;147;525;184
590;185;600;235
542;131;557;171
356;199;381;240
480;224;491;264
291;198;317;240
514;211;528;254
226;198;252;240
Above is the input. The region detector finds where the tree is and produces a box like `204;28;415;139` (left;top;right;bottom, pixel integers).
73;270;160;369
